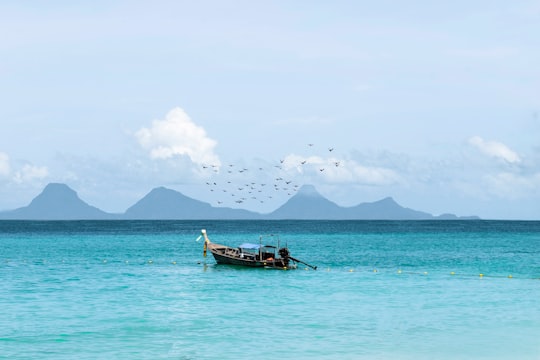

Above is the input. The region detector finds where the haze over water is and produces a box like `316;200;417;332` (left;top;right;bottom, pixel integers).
1;220;539;359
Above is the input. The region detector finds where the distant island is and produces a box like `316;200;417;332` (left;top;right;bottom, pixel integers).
0;183;479;220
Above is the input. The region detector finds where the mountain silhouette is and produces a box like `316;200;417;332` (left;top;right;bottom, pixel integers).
0;183;112;220
267;185;344;219
346;197;432;220
125;186;213;219
0;183;479;220
267;185;433;220
124;186;259;219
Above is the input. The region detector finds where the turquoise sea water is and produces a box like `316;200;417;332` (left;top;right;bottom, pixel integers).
1;220;539;359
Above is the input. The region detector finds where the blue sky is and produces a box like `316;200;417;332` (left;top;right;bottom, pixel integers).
1;1;539;219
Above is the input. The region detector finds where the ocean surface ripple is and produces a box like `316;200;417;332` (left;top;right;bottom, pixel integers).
1;220;539;359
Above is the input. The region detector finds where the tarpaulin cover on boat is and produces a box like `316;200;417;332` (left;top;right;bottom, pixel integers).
238;243;261;249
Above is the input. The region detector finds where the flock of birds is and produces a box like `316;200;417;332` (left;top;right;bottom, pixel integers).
199;143;341;209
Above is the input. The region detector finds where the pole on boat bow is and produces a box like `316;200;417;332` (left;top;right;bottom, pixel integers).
199;229;210;257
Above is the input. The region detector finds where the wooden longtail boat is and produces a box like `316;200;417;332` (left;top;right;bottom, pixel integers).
198;229;316;270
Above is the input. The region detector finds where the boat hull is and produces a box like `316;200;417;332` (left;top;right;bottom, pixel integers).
207;242;293;269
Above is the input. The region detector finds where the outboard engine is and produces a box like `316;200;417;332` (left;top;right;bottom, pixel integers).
278;247;290;259
278;247;290;266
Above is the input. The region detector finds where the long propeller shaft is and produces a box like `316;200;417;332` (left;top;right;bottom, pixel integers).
288;255;317;270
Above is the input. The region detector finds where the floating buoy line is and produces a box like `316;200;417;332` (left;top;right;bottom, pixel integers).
338;268;536;280
2;258;539;280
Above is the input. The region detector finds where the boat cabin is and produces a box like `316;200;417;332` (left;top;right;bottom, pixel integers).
238;243;277;261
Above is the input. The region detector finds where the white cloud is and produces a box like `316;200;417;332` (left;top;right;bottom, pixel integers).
13;164;49;184
484;172;540;199
0;152;49;185
468;136;521;164
0;152;10;177
282;154;400;186
135;107;220;167
350;163;399;185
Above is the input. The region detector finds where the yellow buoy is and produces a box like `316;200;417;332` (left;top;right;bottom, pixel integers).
450;271;455;275
508;275;513;279
349;269;354;272
479;273;484;278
